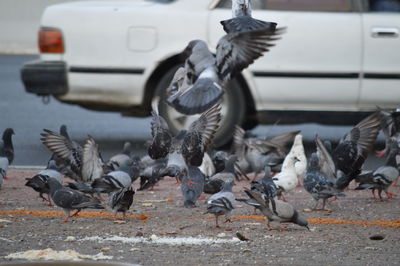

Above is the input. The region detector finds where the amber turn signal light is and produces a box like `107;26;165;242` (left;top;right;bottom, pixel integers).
39;27;64;53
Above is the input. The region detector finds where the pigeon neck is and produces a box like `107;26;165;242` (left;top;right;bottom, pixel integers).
60;125;70;140
233;0;252;17
223;157;236;174
48;179;63;195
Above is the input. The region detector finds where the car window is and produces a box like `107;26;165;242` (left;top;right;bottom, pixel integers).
216;0;354;12
368;0;400;11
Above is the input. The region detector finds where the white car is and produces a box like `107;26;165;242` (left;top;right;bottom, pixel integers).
21;0;400;145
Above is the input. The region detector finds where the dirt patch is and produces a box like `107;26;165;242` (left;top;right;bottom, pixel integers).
0;169;399;265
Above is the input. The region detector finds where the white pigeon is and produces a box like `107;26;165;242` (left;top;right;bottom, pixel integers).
273;153;299;200
282;134;307;184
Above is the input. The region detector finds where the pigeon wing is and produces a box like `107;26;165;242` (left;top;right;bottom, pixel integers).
148;98;172;160
81;136;104;182
315;135;336;182
216;27;285;81
182;105;221;166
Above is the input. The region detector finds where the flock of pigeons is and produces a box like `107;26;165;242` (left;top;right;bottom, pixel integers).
1;0;399;231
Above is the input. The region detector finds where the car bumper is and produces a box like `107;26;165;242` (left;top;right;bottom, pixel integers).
20;60;68;95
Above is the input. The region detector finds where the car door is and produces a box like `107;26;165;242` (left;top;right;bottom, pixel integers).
208;0;363;112
359;0;400;109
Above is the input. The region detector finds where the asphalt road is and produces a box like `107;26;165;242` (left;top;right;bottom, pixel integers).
0;55;384;167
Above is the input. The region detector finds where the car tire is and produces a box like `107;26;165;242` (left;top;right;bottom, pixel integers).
154;65;246;147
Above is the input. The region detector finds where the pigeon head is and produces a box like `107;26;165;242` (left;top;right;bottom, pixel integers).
292;210;309;230
232;0;252;17
47;160;60;171
2;128;15;142
181;40;202;59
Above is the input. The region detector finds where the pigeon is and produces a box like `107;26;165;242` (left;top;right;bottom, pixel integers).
41;129;104;182
376;108;400;157
243;189;309;230
284;134;307;184
91;159;140;194
273;153;300;200
148;98;221;180
106;142;132;171
237;165;278;214
47;178;104;222
304;153;345;211
108;187;135;219
314;112;382;190
204;155;237;194
220;0;278;34
355;140;399;201
0;128;15;165
25;160;62;205
181;166;205;207
166;26;284;115
204;179;235;228
138;158;167;191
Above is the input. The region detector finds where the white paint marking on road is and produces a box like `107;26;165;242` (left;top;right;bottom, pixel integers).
81;235;241;246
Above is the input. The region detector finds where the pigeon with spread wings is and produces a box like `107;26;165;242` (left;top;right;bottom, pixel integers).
166;26;284;115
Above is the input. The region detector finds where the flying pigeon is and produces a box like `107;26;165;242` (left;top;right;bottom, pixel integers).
304;153;345;211
41;129;104;183
47;178;104;222
220;0;278;34
243;189;309;230
108;187;135;219
25;160;62;205
181;166;205;208
166;26;284;115
204;179;235;228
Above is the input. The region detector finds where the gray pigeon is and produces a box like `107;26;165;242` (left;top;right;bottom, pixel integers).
355;142;399;201
204;155;236;194
41;129;104;182
220;0;278;34
304;153;345;211
48;178;104;222
25;160;62;205
204;179;235;228
106;142;132;171
181;166;205;208
0;128;15;165
108;187;135;219
166;26;284;115
244;189;309;230
91;159;140;194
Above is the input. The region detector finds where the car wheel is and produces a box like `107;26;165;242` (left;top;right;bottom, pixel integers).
154;65;246;147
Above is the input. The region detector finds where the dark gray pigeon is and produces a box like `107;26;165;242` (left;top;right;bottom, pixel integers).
244;189;309;230
204;179;235;228
25;160;62;205
304;153;345;211
220;0;278;34
108;187;135;219
181;166;205;208
48;178;104;222
166;26;284;115
0;128;15;165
